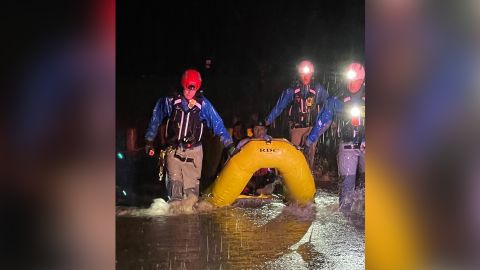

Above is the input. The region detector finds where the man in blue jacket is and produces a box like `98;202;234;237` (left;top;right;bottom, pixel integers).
145;69;235;202
265;60;329;168
305;63;365;210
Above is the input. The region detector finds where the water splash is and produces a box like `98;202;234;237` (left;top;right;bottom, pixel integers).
117;189;364;269
168;195;198;215
282;202;317;222
116;196;218;217
116;198;170;216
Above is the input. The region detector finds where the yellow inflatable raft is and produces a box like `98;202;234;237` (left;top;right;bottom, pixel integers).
208;138;315;207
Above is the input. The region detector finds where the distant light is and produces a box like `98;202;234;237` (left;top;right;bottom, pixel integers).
347;70;357;80
122;190;127;196
302;66;311;74
350;107;361;117
117;152;124;159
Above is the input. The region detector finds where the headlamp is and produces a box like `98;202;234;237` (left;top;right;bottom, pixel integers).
346;69;357;80
350;107;361;117
302;66;311;74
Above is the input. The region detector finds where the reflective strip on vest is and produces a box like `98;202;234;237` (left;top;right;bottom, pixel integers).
178;110;184;141
184;112;190;137
198;123;204;142
165;118;170;138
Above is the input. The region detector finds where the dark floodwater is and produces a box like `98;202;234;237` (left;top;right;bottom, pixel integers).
116;189;364;269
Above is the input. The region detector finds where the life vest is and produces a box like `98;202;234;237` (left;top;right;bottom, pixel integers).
288;85;320;128
165;93;205;147
340;88;365;143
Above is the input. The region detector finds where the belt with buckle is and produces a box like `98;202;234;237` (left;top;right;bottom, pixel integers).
343;144;361;150
174;154;194;163
292;124;311;129
178;142;201;149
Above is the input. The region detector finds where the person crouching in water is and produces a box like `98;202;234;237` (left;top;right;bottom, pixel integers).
144;69;236;207
237;119;278;195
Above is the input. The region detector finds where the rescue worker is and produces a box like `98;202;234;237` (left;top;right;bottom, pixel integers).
264;60;329;168
144;69;236;202
237;119;277;195
305;62;365;210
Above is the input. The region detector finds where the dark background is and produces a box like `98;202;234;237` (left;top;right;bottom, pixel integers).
117;0;364;134
115;0;364;207
3;0;480;269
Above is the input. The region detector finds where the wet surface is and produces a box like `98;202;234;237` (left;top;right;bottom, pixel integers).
116;189;364;269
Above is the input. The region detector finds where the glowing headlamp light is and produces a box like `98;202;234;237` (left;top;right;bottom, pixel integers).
302;66;311;74
350;107;361;117
346;69;357;80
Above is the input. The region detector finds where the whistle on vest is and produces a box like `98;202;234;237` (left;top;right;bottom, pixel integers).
188;99;197;109
306;97;314;107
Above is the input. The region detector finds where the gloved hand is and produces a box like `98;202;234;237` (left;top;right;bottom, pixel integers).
226;143;237;157
145;140;155;156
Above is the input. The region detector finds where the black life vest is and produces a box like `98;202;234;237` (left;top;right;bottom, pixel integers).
287;85;320;128
339;89;365;143
165;93;205;146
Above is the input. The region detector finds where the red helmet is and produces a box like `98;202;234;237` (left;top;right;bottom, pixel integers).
346;63;365;93
181;69;202;91
297;60;314;85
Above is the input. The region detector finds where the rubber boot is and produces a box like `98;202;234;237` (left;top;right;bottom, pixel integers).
357;173;365;189
169;180;183;202
339;175;356;211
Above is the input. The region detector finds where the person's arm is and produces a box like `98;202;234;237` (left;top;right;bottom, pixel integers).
145;97;172;142
315;83;329;105
305;97;343;146
265;88;294;125
200;98;233;147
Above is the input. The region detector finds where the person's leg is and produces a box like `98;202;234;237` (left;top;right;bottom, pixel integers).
294;127;315;168
166;149;183;201
337;143;359;210
358;146;365;189
290;127;307;146
181;146;203;198
304;128;317;168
